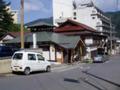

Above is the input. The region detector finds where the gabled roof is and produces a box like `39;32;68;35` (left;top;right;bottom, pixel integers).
6;31;80;49
0;31;30;41
54;19;97;33
26;22;54;28
25;17;54;27
0;34;14;41
8;31;30;37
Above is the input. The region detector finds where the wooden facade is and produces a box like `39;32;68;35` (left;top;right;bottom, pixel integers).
54;19;107;60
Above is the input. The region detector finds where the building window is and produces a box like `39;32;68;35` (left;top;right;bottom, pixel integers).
73;12;76;16
74;17;77;20
92;10;96;14
37;54;44;61
92;17;95;19
28;54;36;61
97;22;101;26
97;27;101;31
13;53;23;60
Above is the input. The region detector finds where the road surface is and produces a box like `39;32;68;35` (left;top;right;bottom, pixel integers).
0;55;120;90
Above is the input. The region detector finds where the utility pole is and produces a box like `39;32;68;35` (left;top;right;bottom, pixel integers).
110;17;113;55
20;0;24;49
116;0;119;11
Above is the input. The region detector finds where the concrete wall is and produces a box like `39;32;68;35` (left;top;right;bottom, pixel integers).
74;7;99;30
0;60;11;74
53;0;73;25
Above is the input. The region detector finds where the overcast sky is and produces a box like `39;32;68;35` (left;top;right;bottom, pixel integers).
5;0;120;23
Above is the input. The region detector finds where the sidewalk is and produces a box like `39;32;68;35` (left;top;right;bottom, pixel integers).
0;61;84;76
51;61;82;68
51;62;84;71
0;59;11;74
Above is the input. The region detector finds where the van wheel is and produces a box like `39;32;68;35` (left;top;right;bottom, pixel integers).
46;66;51;72
24;67;30;75
12;71;16;74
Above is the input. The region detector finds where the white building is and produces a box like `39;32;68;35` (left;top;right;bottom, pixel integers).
52;0;111;35
72;1;111;35
53;0;74;26
7;6;18;24
11;10;18;24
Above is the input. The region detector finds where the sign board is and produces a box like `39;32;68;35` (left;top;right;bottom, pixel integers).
85;38;93;45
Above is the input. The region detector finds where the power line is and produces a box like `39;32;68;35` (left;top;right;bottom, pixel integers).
116;0;118;11
54;1;73;7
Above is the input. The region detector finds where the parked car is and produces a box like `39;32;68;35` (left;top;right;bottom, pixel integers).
93;54;109;63
11;50;51;75
93;55;104;63
0;46;14;57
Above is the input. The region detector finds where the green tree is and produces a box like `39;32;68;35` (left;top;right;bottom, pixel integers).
0;0;14;36
106;11;120;37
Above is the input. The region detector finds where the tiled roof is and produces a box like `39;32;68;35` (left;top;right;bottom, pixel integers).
25;17;53;27
54;19;97;33
0;31;30;41
6;31;80;49
8;31;30;37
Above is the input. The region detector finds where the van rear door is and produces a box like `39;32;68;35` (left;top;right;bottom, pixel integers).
12;53;23;67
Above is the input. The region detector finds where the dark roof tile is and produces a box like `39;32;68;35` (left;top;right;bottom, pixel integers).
6;31;80;49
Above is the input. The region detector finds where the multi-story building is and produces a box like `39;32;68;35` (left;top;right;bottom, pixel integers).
53;0;111;36
53;0;74;26
72;1;111;35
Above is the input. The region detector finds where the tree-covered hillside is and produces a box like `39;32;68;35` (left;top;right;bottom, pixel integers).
106;11;120;37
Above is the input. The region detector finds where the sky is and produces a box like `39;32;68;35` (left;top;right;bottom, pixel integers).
5;0;120;23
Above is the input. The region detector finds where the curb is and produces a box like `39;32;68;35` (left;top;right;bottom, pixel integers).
0;72;12;77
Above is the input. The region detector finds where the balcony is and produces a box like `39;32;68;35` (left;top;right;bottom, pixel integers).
96;24;110;29
91;13;110;23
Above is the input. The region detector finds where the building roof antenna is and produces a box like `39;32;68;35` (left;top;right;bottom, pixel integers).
73;0;77;9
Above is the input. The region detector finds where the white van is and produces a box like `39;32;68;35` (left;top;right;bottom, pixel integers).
11;50;51;75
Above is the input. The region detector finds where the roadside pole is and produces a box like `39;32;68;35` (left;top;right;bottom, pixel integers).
20;0;24;49
110;18;113;55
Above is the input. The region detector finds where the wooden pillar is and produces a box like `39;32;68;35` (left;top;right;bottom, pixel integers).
68;49;73;63
49;45;51;60
49;44;55;61
71;49;74;63
33;33;37;49
66;49;69;63
80;45;83;61
55;46;57;62
61;48;64;63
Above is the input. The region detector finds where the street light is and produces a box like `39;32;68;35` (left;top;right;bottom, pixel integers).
20;0;24;49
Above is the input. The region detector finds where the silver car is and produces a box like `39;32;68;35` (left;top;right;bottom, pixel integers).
93;55;104;63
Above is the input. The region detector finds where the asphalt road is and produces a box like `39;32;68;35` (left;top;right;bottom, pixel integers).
0;55;120;90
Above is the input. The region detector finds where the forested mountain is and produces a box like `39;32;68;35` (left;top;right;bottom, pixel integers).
106;11;120;37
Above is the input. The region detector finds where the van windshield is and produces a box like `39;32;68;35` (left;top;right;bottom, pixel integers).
13;53;23;60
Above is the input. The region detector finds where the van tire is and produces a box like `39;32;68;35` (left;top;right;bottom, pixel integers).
46;66;51;72
24;67;30;75
12;71;16;74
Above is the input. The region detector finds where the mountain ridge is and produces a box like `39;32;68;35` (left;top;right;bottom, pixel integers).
105;11;120;37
